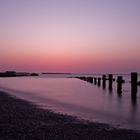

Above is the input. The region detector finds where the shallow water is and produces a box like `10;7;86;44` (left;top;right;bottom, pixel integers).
0;74;140;130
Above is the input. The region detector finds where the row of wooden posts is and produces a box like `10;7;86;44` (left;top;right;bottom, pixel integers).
75;72;140;98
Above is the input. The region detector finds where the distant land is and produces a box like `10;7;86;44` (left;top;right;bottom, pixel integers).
0;71;39;77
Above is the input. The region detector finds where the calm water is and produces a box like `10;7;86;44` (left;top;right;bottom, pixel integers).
0;74;140;130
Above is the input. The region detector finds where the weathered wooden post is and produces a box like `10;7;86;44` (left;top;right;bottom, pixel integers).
97;78;101;86
80;77;83;80
94;78;97;85
86;77;89;82
138;81;140;86
89;77;93;83
102;75;106;88
108;74;115;90
83;77;86;81
86;77;88;81
131;72;138;98
117;76;125;94
80;77;85;81
83;77;93;83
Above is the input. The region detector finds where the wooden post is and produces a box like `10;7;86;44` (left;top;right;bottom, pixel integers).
89;77;93;83
138;81;140;86
87;77;91;83
86;77;89;82
108;74;115;90
117;76;125;94
83;77;86;81
131;72;138;98
102;75;106;88
80;77;83;80
97;78;101;86
94;78;97;85
80;77;85;81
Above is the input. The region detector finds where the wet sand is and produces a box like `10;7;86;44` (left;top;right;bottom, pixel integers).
0;91;140;140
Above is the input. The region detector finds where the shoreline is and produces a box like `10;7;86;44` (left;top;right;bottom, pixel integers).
0;91;140;140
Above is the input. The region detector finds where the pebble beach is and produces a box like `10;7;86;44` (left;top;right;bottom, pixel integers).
0;90;140;140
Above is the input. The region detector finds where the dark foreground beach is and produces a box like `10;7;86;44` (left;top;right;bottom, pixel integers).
0;91;140;140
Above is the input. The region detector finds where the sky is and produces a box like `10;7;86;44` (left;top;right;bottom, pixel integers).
0;0;140;73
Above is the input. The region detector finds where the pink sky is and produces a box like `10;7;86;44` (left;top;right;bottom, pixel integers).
0;0;140;73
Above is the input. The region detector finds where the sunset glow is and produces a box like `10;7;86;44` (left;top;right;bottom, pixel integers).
0;0;140;73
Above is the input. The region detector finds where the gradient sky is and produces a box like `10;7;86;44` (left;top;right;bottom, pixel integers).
0;0;140;73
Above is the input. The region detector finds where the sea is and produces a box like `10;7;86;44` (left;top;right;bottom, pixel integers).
0;73;140;130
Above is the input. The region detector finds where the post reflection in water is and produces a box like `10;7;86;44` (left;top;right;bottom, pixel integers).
130;96;138;127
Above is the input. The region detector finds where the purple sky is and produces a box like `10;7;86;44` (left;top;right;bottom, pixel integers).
0;0;140;73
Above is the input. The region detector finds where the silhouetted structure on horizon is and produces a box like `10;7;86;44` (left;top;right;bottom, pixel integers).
30;73;39;76
0;71;38;77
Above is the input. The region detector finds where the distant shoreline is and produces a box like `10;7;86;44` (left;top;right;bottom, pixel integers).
0;71;39;77
42;72;72;75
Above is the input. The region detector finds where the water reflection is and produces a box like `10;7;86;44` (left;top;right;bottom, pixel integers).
131;96;137;109
0;76;140;130
117;92;122;99
108;88;113;94
129;95;138;127
116;92;122;106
